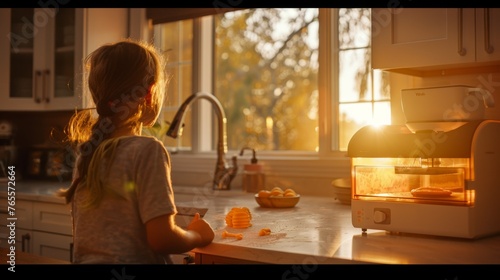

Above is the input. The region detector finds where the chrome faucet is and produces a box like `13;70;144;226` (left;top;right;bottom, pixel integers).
166;92;238;190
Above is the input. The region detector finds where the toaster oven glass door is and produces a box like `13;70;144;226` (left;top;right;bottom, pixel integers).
352;157;473;206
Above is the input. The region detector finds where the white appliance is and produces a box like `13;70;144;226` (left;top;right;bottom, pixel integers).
401;85;495;133
347;85;500;239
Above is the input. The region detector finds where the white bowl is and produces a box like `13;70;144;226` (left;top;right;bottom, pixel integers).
331;178;352;205
255;194;300;208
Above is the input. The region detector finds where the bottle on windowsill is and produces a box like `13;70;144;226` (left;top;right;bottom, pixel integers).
239;147;265;193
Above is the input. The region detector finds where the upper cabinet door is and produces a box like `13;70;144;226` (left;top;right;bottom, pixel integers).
0;8;83;111
371;8;476;72
0;8;128;111
44;8;84;110
475;8;500;63
0;8;42;110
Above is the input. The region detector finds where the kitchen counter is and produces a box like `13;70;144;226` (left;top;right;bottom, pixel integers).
0;180;70;204
2;181;500;264
173;187;500;264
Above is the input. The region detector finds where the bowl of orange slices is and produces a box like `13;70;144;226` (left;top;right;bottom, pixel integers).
255;187;300;208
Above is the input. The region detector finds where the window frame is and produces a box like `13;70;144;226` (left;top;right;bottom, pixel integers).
151;8;378;191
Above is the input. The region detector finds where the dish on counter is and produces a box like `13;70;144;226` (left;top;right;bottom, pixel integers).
254;194;300;208
331;178;352;205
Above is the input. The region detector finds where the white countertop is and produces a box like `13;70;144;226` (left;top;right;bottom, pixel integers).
0;180;70;203
173;186;500;264
2;181;500;264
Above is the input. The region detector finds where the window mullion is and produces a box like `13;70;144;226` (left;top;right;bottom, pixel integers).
192;16;214;153
318;8;340;155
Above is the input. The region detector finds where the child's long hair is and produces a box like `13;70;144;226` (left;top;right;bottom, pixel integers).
58;39;167;204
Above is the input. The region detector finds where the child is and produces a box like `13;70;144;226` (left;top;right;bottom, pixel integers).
57;39;215;264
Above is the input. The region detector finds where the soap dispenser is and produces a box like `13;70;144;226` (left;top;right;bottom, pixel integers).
239;147;265;193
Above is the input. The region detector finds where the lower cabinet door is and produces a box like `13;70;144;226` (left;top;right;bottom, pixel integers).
32;231;72;262
33;202;72;235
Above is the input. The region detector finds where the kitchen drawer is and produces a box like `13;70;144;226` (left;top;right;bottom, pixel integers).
194;253;264;264
32;202;72;235
0;199;33;229
32;231;72;262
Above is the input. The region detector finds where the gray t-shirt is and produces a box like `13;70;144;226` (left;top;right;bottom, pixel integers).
71;136;176;264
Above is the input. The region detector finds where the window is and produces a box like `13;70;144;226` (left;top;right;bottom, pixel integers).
336;9;391;150
214;9;320;152
152;8;390;155
152;19;194;149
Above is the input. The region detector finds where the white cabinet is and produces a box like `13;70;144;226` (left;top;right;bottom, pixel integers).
475;8;500;63
32;231;73;261
32;202;72;235
0;200;33;252
0;8;128;111
0;197;73;262
31;201;73;261
371;8;500;74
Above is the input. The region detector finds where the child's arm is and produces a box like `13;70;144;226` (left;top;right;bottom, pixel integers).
145;213;215;255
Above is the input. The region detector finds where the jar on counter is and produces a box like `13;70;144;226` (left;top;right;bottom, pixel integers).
240;147;265;193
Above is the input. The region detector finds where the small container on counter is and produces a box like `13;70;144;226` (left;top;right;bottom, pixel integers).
239;147;265;193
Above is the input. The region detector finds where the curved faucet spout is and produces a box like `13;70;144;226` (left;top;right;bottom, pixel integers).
166;92;237;190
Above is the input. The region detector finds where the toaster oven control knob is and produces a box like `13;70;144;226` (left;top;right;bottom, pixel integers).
373;210;387;223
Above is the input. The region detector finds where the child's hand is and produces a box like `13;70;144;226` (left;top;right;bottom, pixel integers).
187;213;215;247
189;212;201;223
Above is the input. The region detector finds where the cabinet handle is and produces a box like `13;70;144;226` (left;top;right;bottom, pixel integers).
43;69;50;103
457;8;467;56
34;70;42;103
484;8;494;54
21;233;31;253
70;242;74;263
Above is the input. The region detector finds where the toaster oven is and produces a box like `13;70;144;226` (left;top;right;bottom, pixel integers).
347;120;500;239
